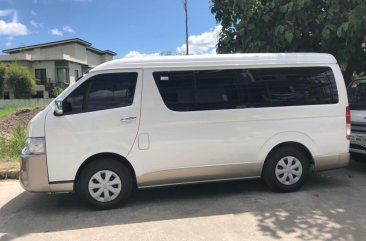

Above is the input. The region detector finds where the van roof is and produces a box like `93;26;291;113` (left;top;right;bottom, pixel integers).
91;53;337;72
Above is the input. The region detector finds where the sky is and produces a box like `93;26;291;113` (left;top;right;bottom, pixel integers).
0;0;220;58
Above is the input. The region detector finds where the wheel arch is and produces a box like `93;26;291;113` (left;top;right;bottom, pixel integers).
258;132;317;165
73;152;137;191
263;142;314;166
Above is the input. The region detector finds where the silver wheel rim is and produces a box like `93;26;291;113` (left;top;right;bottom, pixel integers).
275;156;303;185
88;170;122;202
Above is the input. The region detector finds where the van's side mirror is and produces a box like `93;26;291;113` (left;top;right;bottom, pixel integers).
54;99;64;116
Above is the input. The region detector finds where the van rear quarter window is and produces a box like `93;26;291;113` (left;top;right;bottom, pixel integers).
63;72;137;114
153;67;338;112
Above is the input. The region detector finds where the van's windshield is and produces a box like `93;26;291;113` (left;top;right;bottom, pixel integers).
348;79;366;110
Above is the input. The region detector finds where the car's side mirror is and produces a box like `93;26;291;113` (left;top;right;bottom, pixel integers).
54;99;64;116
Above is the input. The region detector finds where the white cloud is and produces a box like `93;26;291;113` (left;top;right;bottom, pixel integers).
0;20;28;36
0;10;14;17
63;25;75;33
0;9;29;36
50;28;63;36
30;20;40;28
176;25;221;55
31;10;36;15
124;51;160;58
123;26;221;58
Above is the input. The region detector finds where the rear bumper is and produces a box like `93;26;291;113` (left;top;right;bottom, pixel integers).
313;153;350;171
350;148;366;155
20;151;51;192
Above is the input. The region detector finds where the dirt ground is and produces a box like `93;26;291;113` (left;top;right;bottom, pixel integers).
0;108;42;140
0;108;42;174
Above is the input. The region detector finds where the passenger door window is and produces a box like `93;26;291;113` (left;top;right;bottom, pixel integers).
153;67;338;112
63;72;137;114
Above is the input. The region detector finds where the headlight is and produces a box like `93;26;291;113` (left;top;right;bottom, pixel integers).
23;137;45;155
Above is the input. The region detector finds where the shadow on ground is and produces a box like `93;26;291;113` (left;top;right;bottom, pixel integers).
1;160;366;240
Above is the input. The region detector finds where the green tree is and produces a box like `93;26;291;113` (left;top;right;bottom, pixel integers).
6;64;36;99
0;64;6;99
211;0;366;82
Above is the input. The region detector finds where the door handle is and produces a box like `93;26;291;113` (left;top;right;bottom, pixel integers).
120;117;137;122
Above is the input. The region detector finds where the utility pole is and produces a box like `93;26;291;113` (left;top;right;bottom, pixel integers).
184;0;189;55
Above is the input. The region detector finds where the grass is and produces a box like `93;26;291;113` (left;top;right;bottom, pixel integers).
0;105;45;172
0;104;46;121
0;124;27;163
0;106;25;121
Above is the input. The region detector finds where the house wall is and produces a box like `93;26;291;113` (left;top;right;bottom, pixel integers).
37;44;76;60
31;61;56;83
68;62;83;84
102;54;113;62
74;44;87;63
0;41;115;99
86;51;103;67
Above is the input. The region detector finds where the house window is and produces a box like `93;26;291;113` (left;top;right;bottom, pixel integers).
35;69;47;85
57;68;70;84
75;70;79;80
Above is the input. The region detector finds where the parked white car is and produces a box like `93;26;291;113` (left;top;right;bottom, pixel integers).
21;53;350;209
348;76;366;158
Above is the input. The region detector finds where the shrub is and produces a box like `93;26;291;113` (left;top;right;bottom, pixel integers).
52;86;64;97
0;124;27;161
6;64;36;99
0;64;6;99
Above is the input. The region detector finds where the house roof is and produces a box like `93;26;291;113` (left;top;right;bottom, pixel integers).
2;38;117;56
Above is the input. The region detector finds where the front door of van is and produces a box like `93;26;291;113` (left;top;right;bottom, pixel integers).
45;70;142;182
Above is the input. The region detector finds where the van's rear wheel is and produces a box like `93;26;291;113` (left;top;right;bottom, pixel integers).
77;159;133;209
263;147;309;192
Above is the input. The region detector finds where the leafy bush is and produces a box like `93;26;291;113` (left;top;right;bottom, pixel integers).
0;64;6;99
6;64;36;99
0;125;27;161
52;86;64;97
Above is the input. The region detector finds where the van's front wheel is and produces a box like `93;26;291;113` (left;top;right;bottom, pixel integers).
77;159;133;209
262;147;309;192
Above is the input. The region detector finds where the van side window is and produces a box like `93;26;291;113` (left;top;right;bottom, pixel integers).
63;72;137;114
153;67;338;112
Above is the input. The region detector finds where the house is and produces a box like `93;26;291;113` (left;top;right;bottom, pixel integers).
0;38;116;98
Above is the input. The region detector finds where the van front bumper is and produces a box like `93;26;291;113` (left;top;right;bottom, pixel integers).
20;152;50;192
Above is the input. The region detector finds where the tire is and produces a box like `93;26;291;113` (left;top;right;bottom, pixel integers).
262;147;310;192
351;153;366;162
77;159;133;210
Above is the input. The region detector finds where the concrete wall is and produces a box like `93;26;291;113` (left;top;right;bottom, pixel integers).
74;44;87;63
37;44;74;60
86;51;103;67
0;99;52;108
102;54;113;63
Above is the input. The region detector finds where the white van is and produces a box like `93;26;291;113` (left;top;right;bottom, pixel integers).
347;76;366;157
21;53;350;209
